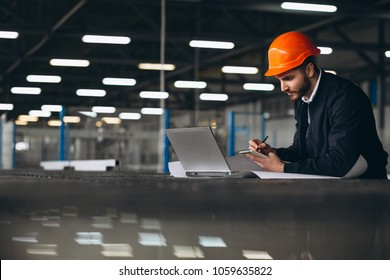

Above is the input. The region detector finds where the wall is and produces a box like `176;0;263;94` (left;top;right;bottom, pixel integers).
4;102;390;172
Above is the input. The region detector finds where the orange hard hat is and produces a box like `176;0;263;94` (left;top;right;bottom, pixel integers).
265;31;320;76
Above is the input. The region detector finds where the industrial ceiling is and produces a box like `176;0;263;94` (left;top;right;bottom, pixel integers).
1;0;390;121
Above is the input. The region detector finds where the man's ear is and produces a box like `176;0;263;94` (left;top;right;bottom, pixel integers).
306;62;315;77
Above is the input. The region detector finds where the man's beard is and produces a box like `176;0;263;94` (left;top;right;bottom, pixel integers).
288;75;311;102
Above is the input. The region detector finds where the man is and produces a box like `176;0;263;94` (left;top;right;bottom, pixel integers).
247;31;388;179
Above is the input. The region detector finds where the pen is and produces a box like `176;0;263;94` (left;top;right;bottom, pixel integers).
238;136;269;154
256;136;268;152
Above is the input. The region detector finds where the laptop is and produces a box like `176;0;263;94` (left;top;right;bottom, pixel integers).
166;127;237;177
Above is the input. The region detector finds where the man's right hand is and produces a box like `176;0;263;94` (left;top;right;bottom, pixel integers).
248;139;275;156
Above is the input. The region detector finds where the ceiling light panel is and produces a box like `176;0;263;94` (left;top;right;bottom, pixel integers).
92;106;116;113
0;103;14;110
189;40;234;49
221;66;259;74
0;31;19;39
41;105;63;112
141;108;164;115
281;2;337;13
29;110;51;117
199;93;228;101
50;59;90;67
139;91;169;99
11;87;41;95
325;70;337;75
15;120;28;126
318;47;333;55
119;112;142;120
18;115;38;122
47;120;62;127
102;117;121;124
27;75;62;83
243;83;275;91
102;78;136;86
174;80;207;89
138;63;176;71
82;35;131;45
76;89;106;97
63;116;81;123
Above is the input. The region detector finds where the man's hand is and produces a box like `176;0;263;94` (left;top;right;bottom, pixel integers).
246;150;284;173
248;139;274;155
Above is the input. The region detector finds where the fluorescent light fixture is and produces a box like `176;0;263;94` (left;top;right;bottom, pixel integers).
75;232;103;245
26;244;58;256
242;250;273;260
189;40;234;49
11;87;41;95
41;105;63;112
76;89;106;97
0;31;19;39
138;232;166;247
222;66;259;74
27;75;61;83
12;233;39;243
50;58;90;67
15;142;30;151
385;51;390;58
198;236;226;248
47;120;62;127
243;83;275;91
325;70;337;75
318;46;333;55
102;77;136;86
139;91;169;99
92;106;116;113
119;112;141;120
174;80;207;89
15;120;28;126
138;63;176;71
141;108;164;115
101;244;133;258
79;111;97;117
18;115;38;122
64;116;81;123
29;110;51;117
199;93;228;101
102;117;121;124
281;2;337;13
82;35;130;45
0;103;14;110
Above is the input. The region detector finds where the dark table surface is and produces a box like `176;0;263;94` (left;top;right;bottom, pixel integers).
0;169;389;260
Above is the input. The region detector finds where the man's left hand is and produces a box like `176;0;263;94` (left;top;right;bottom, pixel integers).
246;152;284;172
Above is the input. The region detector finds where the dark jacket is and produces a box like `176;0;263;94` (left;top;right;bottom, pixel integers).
275;71;388;179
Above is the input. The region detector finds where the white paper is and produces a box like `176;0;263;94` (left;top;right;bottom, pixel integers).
168;157;339;179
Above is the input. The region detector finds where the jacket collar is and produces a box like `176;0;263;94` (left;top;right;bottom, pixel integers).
301;68;322;104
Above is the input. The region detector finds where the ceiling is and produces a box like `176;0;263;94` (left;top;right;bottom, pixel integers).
1;0;390;121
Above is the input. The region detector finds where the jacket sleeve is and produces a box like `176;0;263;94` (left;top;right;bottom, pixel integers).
283;83;366;177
